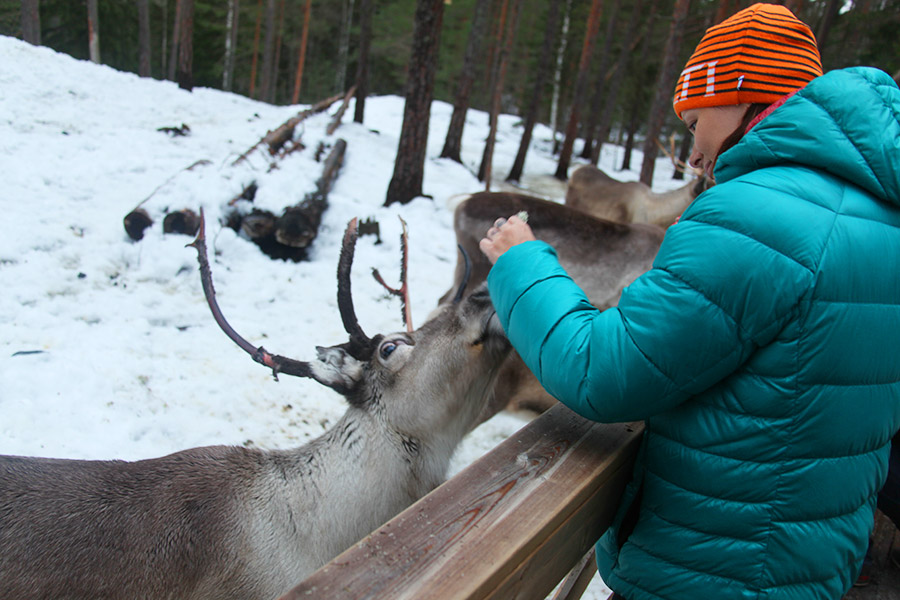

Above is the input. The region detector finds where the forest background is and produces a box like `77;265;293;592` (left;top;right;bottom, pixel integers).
3;0;899;195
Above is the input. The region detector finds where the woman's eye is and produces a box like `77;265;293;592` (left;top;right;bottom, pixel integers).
379;342;397;360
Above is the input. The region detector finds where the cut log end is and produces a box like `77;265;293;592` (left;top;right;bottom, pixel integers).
163;209;201;236
124;208;153;241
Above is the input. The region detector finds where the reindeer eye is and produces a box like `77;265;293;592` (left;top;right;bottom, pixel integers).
379;342;397;360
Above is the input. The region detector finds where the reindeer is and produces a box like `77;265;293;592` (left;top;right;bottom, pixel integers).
440;192;664;419
565;164;708;228
0;217;511;600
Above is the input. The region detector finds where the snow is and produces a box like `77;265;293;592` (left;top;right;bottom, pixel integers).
0;35;688;599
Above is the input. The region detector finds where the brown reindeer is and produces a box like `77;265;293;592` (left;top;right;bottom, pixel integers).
0;218;511;600
441;192;664;418
565;164;708;228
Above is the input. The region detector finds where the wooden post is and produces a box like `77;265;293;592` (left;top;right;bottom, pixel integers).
280;406;643;600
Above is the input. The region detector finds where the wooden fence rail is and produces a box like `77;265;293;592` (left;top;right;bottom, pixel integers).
280;405;644;600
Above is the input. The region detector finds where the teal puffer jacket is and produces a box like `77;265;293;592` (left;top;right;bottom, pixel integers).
487;67;900;600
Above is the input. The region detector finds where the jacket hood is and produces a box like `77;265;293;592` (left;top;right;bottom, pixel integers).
716;67;900;206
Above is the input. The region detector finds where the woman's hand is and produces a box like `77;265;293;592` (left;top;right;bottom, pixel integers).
479;214;536;265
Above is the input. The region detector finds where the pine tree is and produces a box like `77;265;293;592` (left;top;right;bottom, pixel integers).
439;0;491;163
554;0;604;180
506;0;562;183
137;0;151;77
20;0;41;45
385;0;445;206
639;0;690;186
353;0;373;122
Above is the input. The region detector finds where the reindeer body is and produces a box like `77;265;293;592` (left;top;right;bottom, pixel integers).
440;192;664;418
565;165;707;228
1;409;465;599
0;220;510;600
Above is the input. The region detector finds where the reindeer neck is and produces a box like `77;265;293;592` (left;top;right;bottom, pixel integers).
638;181;696;227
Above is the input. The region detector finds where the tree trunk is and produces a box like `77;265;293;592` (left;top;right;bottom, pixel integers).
176;0;194;91
291;0;312;104
222;0;240;91
259;0;277;102
87;0;101;63
815;0;841;49
384;0;445;206
713;0;732;24
137;0;151;77
672;131;691;179
620;90;641;171
353;0;374;123
592;0;652;164
549;0;573;152
20;0;41;45
580;0;622;160
167;0;183;81
553;0;604;180
639;0;690;187
506;0;562;183
270;0;286;102
478;0;523;188
439;0;491;162
249;0;263;98
335;0;356;94
160;0;168;76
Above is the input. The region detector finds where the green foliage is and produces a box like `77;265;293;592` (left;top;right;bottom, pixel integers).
0;0;896;144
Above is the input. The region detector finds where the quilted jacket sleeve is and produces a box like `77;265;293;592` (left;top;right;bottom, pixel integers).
486;183;815;423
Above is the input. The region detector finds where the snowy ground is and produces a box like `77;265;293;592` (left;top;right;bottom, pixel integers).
0;35;691;599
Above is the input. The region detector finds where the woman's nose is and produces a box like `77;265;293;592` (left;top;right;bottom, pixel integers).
688;146;703;169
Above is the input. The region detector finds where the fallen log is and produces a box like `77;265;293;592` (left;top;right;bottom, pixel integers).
122;159;211;241
326;85;357;136
231;92;344;166
227;139;348;261
163;208;201;236
274;139;347;248
123;208;153;241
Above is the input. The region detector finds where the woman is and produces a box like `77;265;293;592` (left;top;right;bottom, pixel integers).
480;4;900;599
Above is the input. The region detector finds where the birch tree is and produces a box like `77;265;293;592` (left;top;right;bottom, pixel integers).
223;0;240;91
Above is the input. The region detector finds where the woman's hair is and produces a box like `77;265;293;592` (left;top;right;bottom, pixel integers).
716;103;770;159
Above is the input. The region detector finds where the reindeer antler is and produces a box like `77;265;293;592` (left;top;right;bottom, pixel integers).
451;244;472;304
336;218;376;359
188;208;313;381
371;216;413;332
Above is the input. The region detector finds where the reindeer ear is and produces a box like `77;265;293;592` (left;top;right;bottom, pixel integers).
308;345;364;396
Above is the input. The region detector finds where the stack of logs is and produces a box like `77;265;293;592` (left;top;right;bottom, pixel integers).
123;89;357;262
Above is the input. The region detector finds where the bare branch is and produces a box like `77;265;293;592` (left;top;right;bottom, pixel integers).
232;92;343;166
326;86;358;136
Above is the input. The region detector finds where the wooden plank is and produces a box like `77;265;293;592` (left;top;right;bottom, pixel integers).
279;405;643;600
551;550;599;600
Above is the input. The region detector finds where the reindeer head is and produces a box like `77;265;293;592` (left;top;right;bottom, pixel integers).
189;215;510;440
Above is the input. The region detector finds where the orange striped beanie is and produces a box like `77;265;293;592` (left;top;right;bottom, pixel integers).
672;3;823;119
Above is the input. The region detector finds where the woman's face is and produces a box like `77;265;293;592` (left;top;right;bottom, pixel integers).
682;104;750;182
